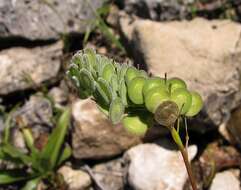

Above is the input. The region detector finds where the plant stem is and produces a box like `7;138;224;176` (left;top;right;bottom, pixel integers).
170;127;198;190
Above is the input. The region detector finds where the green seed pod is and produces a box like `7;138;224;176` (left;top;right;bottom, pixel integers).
109;98;125;124
170;88;192;115
154;101;179;127
143;77;166;97
185;92;203;117
122;115;149;136
94;78;113;105
167;77;187;93
119;79;128;106
79;68;95;93
145;87;170;113
125;66;140;84
139;70;148;78
101;63;116;83
127;77;146;104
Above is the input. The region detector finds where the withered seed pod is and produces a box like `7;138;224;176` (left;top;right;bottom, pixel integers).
154;100;179;127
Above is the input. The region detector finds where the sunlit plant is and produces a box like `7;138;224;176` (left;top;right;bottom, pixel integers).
67;48;203;190
0;108;71;190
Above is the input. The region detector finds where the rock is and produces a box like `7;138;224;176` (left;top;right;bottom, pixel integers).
58;166;91;190
12;95;53;150
0;41;62;95
119;16;241;129
210;170;240;190
0;0;104;40
124;143;197;190
224;106;241;148
123;0;188;21
71;98;141;160
188;142;241;189
92;158;126;190
48;86;68;108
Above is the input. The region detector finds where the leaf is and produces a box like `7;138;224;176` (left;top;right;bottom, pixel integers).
111;75;118;90
2;144;32;166
101;63;115;83
79;68;95;93
117;63;128;83
57;145;72;166
21;177;41;190
119;79;128;106
109;98;125;124
40;108;71;171
0;169;31;185
94;78;112;105
96;55;108;76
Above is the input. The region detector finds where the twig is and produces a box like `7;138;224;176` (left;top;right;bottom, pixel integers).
82;165;107;190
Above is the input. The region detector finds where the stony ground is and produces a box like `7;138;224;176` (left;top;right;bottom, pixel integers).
0;0;241;190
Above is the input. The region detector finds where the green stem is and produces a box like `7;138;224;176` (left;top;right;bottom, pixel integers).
170;127;198;190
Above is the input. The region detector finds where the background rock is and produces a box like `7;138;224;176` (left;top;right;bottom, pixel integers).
123;0;188;21
124;143;197;190
92;158;126;190
224;106;241;148
58;166;91;190
71;98;141;160
0;0;104;40
11;94;53;150
0;41;62;95
210;169;240;190
119;16;241;130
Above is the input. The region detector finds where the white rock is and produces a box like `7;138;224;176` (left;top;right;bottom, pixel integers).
58;166;91;190
210;170;240;190
124;143;197;190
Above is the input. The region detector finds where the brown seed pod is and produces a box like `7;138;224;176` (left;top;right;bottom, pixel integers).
154;100;179;127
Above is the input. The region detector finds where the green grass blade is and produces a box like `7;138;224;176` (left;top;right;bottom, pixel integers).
21;177;41;190
0;169;31;185
2;144;32;166
56;145;72;166
40;108;71;171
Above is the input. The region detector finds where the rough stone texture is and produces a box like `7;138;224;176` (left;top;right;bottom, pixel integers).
11;95;53;150
124;0;188;21
92;158;126;190
48;86;68;108
124;143;197;190
223;106;241;148
210;170;240;190
72;98;141;160
58;166;91;190
0;41;62;95
0;0;104;40
120;16;241;129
